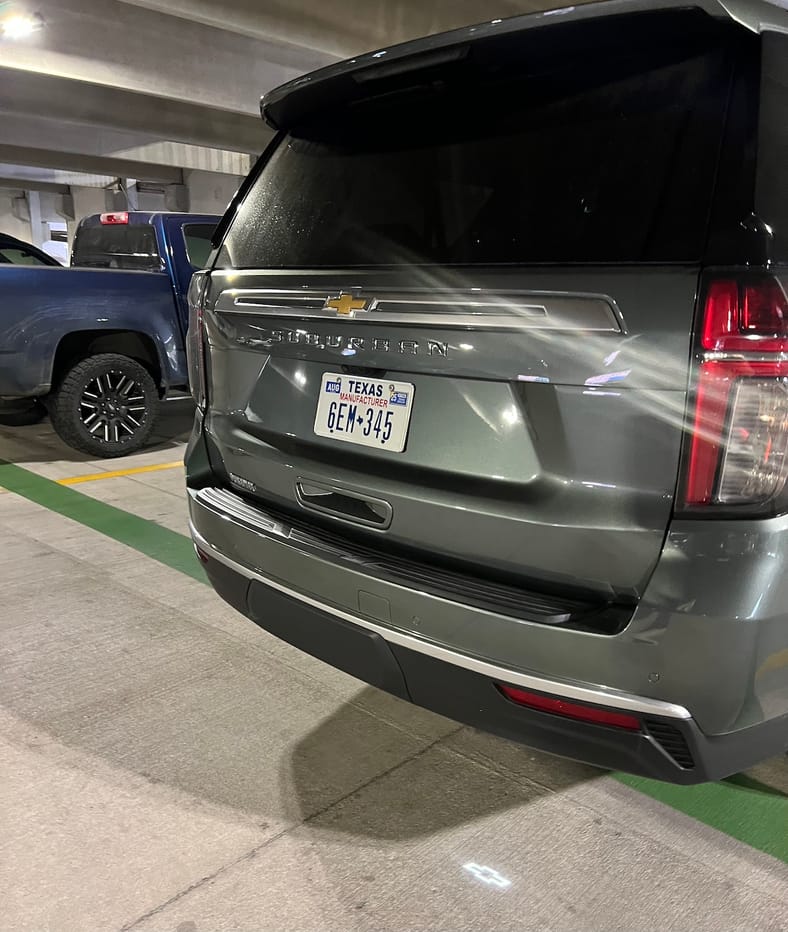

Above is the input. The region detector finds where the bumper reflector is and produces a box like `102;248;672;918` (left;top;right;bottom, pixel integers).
497;684;641;731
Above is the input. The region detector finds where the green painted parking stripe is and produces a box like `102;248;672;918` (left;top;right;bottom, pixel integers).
0;459;206;584
616;774;787;863
0;457;785;861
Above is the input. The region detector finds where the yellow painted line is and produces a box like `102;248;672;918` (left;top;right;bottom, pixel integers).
57;460;184;486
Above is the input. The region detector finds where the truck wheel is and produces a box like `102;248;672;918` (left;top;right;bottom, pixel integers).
49;354;160;457
0;400;47;427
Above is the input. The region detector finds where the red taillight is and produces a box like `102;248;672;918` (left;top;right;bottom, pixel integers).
701;278;788;353
683;276;788;510
100;211;129;225
497;684;641;731
186;270;209;409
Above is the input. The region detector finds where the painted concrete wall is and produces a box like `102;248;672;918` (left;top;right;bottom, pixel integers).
0;193;33;242
186;170;243;217
68;187;107;244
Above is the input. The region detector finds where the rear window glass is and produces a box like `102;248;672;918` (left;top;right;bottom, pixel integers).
72;225;160;271
183;223;215;268
220;15;735;268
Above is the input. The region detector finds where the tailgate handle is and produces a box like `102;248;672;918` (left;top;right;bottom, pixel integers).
296;480;392;530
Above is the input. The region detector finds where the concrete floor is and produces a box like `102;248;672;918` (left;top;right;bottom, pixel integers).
1;399;786;932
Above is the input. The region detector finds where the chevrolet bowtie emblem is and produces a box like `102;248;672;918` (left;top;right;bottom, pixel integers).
324;293;368;317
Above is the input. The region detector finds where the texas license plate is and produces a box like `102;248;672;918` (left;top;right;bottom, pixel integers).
313;373;415;452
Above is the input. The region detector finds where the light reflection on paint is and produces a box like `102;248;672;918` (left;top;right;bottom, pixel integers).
585;369;632;386
502;405;519;426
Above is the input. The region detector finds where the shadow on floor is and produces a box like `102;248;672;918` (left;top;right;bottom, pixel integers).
282;689;604;840
0;397;195;465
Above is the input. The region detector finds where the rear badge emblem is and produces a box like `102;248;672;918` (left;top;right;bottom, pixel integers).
229;472;256;493
324;293;368;317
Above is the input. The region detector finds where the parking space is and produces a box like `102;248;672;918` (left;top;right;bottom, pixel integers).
1;410;786;932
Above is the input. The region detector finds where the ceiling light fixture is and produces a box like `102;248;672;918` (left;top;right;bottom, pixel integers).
1;12;44;39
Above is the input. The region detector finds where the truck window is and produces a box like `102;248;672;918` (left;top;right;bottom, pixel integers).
0;246;52;266
182;223;215;269
72;225;160;271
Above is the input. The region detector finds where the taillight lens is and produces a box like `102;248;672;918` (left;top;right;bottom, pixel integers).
186;270;209;409
100;211;129;225
682;275;788;512
497;684;641;731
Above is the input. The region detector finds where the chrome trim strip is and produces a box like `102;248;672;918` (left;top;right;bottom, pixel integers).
218;288;622;332
189;502;691;721
703;351;788;362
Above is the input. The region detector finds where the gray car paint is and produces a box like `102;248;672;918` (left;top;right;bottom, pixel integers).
188;0;788;761
188;484;788;736
200;266;694;597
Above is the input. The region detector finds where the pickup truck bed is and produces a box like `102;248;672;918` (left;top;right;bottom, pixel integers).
0;211;219;455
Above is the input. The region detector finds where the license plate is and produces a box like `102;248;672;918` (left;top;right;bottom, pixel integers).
313;373;415;453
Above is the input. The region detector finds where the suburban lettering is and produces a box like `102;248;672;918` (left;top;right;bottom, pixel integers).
259;329;449;358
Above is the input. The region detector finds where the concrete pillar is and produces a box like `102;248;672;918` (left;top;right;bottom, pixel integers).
11;194;30;224
56;193;75;221
165;183;190;212
0;193;33;241
68;186;108;243
105;181;129;212
27;191;44;247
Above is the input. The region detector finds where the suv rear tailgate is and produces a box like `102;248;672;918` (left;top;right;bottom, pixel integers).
203;265;694;599
200;7;746;603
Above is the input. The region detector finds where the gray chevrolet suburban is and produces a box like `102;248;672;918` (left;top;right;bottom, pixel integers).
186;0;788;783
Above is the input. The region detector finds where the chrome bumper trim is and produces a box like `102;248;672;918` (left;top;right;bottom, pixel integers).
189;491;692;722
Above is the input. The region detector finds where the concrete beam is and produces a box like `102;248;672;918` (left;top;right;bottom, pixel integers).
0;177;70;195
0;146;184;184
0;69;268;155
2;0;332;117
0;115;252;176
117;0;561;58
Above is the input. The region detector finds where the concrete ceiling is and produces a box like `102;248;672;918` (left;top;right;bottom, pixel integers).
0;0;566;193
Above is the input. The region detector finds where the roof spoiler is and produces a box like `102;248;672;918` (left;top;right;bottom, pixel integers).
260;0;783;131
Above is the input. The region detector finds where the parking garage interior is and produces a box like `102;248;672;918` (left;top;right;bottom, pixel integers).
1;1;787;931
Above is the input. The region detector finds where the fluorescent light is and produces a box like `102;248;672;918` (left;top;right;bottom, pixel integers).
2;13;44;39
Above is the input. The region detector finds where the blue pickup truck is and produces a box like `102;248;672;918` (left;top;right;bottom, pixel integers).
0;211;218;456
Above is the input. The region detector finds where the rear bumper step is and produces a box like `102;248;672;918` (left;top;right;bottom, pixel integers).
193;486;631;634
189;484;788;783
190;519;688;722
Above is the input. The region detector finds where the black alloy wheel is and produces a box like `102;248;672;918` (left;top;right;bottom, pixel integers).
49;353;159;457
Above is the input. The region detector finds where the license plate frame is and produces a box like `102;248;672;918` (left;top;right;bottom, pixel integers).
313;372;415;453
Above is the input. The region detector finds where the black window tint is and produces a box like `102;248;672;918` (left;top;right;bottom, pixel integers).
757;32;788;264
0;247;50;266
182;223;215;268
221;16;735;268
72;225;160;271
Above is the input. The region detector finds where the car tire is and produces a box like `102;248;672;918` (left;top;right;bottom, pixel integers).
49;354;160;457
0;400;47;427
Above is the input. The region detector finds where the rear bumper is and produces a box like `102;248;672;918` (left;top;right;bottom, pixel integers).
189;486;788;783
